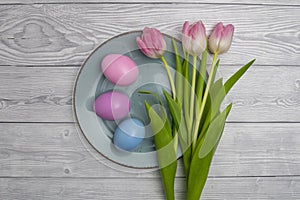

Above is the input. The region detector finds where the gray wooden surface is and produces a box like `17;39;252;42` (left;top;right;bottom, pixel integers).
0;1;299;199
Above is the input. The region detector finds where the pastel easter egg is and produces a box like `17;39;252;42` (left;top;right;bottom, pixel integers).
113;118;145;151
94;91;130;121
101;54;138;86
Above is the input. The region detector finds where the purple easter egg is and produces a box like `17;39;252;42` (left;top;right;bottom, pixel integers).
94;91;130;120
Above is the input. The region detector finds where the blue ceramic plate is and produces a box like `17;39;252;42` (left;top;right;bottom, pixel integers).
73;31;183;168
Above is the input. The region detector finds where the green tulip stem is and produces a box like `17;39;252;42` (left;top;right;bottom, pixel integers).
189;56;197;130
161;56;176;100
192;52;218;151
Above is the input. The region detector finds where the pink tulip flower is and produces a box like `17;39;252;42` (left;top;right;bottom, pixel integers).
136;27;167;58
182;21;207;56
209;22;234;54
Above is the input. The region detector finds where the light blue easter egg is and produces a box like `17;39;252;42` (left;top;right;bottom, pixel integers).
113;118;145;151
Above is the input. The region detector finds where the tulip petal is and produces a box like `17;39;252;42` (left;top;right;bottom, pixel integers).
182;35;192;54
137;27;166;58
182;21;190;35
189;22;199;39
195;21;207;53
151;29;163;50
182;21;207;56
143;30;154;48
158;39;167;56
209;22;223;54
218;24;234;54
136;37;154;58
149;28;166;57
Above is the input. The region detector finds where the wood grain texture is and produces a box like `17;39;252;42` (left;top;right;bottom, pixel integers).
0;2;299;200
0;0;300;6
1;65;299;122
0;4;299;66
0;66;76;122
0;123;299;178
1;177;299;200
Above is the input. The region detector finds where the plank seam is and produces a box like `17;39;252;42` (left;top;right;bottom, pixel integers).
0;2;299;7
0;64;300;68
0;121;300;124
0;175;299;179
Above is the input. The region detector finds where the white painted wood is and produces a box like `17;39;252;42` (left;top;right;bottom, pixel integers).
1;2;300;199
0;66;76;122
0;0;299;6
220;65;300;122
1;65;299;122
0;177;299;199
0;4;299;66
0;123;299;177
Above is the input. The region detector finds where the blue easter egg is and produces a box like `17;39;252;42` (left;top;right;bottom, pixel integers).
113;118;145;151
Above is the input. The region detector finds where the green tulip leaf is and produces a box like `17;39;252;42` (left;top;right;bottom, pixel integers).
210;59;220;84
145;101;177;200
195;49;208;105
183;57;191;128
198;59;220;127
198;103;232;158
224;59;256;94
199;59;255;140
172;38;184;105
187;103;232;200
138;90;163;105
187;145;215;200
196;78;225;140
163;90;191;176
210;78;224;100
209;59;255;119
163;91;181;130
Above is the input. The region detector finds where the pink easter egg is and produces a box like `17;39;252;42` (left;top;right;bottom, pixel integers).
101;54;138;86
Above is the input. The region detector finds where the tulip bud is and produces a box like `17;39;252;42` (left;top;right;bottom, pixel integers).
182;21;207;56
209;22;234;54
136;27;167;59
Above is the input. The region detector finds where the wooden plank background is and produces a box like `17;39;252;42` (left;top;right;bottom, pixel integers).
0;1;299;199
0;4;299;66
0;0;300;6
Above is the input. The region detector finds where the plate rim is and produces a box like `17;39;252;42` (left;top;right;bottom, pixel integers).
72;30;182;169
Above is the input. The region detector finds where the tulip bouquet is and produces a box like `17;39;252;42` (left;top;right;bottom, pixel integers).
136;21;255;200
